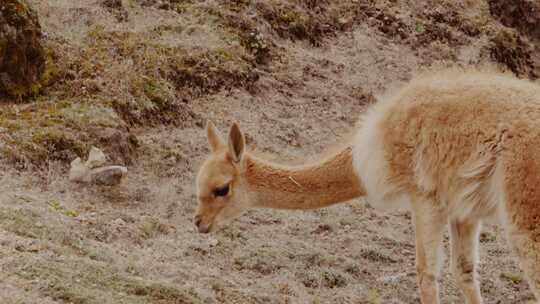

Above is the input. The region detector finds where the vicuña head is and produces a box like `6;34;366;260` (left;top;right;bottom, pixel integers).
194;121;363;233
194;121;250;233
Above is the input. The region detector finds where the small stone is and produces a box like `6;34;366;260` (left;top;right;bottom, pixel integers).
113;218;126;226
27;242;41;252
208;238;219;247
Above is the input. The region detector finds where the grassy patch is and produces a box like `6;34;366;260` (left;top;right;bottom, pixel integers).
8;254;202;304
139;216;172;239
48;199;79;217
253;0;341;46
0;99;125;166
81;26;252;120
500;271;523;284
0;206;96;256
0;204;200;303
295;268;349;289
234;248;286;275
0;207;47;239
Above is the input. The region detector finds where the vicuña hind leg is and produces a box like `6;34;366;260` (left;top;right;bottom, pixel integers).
450;219;483;304
503;154;540;302
412;199;446;304
507;225;540;302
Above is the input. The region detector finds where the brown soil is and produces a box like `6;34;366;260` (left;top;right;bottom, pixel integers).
1;0;540;303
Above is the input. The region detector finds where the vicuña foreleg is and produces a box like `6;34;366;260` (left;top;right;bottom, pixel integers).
412;199;446;304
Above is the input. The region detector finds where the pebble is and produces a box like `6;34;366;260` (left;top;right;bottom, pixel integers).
208;238;219;247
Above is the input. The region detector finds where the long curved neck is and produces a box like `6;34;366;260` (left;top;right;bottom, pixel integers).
244;146;365;210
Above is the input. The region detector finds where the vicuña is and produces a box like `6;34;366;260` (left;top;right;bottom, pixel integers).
194;70;540;304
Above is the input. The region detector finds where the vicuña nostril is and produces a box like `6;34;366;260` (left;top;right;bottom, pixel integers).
194;216;202;227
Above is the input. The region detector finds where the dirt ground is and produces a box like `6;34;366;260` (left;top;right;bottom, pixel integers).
1;0;540;303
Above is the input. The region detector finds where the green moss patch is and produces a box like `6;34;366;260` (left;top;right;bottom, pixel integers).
0;100;129;166
0;0;47;98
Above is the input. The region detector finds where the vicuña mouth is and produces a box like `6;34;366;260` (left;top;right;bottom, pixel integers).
197;222;211;234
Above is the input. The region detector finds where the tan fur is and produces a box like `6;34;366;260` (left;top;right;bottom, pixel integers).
245;147;363;210
195;70;540;303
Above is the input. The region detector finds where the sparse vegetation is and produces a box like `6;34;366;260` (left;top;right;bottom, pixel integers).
7;254;202;304
490;28;538;79
233;248;286;275
500;272;524;285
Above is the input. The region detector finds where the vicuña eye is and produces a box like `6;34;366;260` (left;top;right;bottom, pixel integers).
214;184;230;197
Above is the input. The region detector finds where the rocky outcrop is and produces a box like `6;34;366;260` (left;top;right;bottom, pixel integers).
0;0;46;98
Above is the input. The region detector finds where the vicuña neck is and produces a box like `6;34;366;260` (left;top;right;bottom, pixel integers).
244;146;365;210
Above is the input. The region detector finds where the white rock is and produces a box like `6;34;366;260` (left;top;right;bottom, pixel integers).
86;146;107;169
69;157;91;182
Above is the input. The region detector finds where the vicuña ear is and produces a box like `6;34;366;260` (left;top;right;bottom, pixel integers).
206;120;225;152
228;122;245;163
